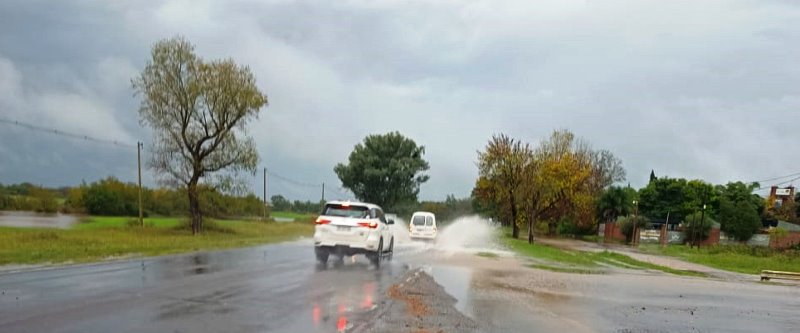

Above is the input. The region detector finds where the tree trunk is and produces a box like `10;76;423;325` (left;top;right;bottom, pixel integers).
548;222;557;236
187;181;202;235
510;193;519;239
528;213;536;244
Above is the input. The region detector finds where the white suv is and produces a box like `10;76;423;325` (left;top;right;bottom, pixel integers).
314;201;395;267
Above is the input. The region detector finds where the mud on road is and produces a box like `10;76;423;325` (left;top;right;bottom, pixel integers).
355;269;478;333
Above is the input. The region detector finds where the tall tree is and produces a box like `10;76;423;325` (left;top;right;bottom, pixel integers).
334;132;429;210
719;197;762;241
133;36;267;234
476;134;531;239
649;170;657;183
597;186;634;223
521;130;592;243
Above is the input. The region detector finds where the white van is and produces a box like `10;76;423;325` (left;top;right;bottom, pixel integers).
409;211;437;240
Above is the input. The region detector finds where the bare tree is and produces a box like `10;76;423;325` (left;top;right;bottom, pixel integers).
132;37;267;234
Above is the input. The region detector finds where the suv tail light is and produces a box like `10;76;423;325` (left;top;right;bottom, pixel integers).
315;218;331;225
357;221;378;229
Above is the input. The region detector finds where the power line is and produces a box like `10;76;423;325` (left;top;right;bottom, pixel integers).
266;169;322;188
0;117;137;148
756;176;800;191
751;171;800;184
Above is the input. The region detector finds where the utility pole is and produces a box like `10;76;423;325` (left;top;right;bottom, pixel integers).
137;141;143;227
263;167;268;221
631;200;639;246
698;203;707;248
321;182;325;202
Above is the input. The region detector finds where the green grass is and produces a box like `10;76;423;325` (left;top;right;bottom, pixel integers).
270;211;316;220
639;244;800;275
74;216;182;230
503;237;704;277
527;264;601;274
0;218;314;265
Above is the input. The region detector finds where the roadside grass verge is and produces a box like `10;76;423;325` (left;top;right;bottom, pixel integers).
0;218;314;265
639;244;800;275
270;211;316;220
503;237;705;277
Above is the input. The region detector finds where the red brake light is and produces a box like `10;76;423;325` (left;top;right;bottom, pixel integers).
315;218;331;225
357;221;378;229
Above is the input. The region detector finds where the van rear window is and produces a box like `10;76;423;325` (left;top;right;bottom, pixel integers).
412;215;426;226
322;204;369;218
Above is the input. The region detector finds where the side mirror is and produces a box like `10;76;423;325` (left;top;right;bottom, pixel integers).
387;219;395;225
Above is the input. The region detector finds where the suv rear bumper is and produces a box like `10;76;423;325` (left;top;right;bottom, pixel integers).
315;243;378;256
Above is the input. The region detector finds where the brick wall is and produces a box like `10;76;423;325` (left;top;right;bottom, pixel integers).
770;231;800;250
602;222;626;242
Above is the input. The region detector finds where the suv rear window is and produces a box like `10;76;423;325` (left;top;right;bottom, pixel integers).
412;215;426;226
322;204;369;218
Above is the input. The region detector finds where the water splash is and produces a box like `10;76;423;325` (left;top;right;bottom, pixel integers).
434;216;509;256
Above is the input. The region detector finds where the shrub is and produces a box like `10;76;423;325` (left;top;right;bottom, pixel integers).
683;211;715;241
617;215;650;242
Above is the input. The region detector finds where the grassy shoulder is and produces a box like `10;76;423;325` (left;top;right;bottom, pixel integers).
270;211;316;220
639;244;800;275
0;217;313;265
503;237;705;277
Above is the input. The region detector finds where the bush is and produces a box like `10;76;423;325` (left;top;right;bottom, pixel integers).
719;197;761;241
618;215;650;242
683;211;715;241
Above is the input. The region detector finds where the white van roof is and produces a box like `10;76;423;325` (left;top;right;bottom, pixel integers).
411;211;435;217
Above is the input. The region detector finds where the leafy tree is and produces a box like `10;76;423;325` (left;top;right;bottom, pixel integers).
715;182;764;216
719;197;762;241
638;177;714;223
133;36;267;234
683;211;716;242
597;186;634;223
270;195;291;211
476;134;531;238
335;131;430;211
521;130;592;242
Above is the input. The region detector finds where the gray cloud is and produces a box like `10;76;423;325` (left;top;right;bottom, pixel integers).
1;0;799;200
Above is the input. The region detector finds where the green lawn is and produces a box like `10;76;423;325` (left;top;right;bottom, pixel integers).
270;211;316;221
504;237;705;277
0;217;314;265
639;244;800;275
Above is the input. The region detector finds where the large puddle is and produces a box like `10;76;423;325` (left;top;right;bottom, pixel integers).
0;210;79;229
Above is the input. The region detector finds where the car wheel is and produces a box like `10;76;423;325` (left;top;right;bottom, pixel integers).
315;247;329;265
385;238;394;261
370;240;383;268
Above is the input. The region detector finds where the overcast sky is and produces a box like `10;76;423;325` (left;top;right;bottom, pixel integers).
1;0;799;201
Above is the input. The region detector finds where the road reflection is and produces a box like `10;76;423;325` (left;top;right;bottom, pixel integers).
308;260;389;332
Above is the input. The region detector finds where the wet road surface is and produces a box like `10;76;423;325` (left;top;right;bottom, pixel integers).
0;240;414;333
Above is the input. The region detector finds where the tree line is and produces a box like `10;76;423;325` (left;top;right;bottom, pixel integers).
0;177;264;219
473;129;800;244
473;130;625;243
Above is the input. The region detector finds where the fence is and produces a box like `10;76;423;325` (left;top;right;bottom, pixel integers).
599;221;800;249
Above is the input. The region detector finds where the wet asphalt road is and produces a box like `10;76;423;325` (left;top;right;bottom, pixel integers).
0;240;411;333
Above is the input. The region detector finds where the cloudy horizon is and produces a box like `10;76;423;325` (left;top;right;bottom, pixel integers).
1;0;799;201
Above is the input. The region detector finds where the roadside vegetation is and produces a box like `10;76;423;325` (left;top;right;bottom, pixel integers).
503;237;706;277
0;217;313;265
639;244;800;275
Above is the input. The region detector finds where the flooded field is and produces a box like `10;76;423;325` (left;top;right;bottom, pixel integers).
0;211;79;229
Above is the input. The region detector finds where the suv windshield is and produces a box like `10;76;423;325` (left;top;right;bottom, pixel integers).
322;204;369;218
